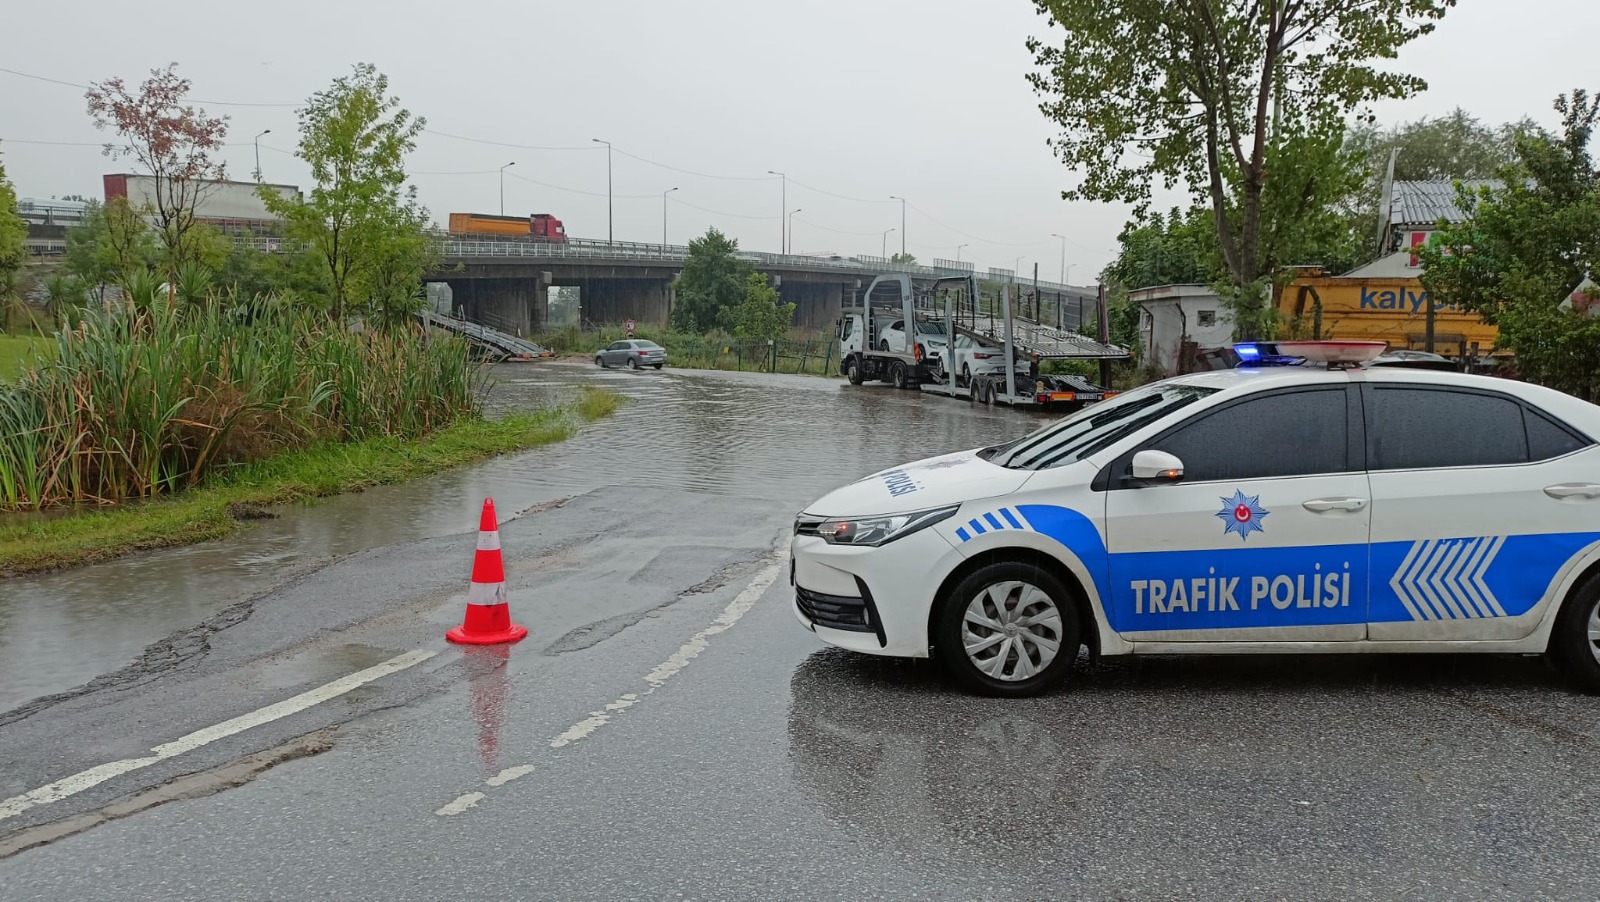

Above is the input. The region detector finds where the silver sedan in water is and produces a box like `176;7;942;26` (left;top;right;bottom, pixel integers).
595;339;667;370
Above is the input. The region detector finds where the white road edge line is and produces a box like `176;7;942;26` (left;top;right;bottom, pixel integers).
435;551;787;816
0;649;437;822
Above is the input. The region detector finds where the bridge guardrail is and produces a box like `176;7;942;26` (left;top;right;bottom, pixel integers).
236;233;1095;295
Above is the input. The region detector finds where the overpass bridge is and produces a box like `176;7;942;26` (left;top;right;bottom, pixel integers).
429;235;1100;338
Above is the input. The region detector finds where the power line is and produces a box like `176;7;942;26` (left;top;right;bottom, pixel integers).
611;147;776;182
422;128;598;153
505;168;655;199
671;198;779;220
788;178;895;205
0;65;296;108
2;65;1113;255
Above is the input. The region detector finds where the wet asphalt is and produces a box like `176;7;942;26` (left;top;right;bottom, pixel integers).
2;363;1599;900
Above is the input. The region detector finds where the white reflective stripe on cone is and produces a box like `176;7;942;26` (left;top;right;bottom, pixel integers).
477;530;502;552
466;580;509;606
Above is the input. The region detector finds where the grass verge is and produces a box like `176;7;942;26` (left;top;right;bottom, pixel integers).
0;335;51;383
0;387;622;575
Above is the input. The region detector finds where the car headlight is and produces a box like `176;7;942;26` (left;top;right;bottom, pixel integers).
815;505;958;547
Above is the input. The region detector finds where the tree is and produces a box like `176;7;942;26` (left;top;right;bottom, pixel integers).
721;273;796;341
890;252;918;265
259;63;430;322
1348;107;1527;184
1028;0;1453;334
1103;206;1223;290
64;198;160;300
0;155;25;284
1420;90;1600;399
671;228;752;332
86;64;230;286
0;156;25;331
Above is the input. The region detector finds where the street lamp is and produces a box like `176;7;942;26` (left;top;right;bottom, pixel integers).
956;243;968;263
499;161;516;216
882;228;896;259
787;209;803;255
592;139;613;244
889;195;906;257
253;129;270;181
768;170;786;254
662;187;678;251
1051;233;1068;285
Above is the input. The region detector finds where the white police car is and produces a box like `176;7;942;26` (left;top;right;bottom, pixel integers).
791;341;1600;696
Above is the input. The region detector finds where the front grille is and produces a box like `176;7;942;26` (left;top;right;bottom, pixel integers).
794;514;826;537
795;586;873;632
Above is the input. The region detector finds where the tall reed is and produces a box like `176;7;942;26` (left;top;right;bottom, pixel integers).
0;304;483;511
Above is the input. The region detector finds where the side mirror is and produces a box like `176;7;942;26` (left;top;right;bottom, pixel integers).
1131;449;1185;486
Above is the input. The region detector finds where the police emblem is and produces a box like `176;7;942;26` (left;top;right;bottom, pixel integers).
1217;490;1269;541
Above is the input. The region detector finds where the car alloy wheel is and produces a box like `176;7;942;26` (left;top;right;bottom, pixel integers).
627;357;639;370
595;356;606;368
936;562;1080;697
961;580;1065;681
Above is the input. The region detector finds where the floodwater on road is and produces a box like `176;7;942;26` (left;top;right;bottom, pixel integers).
0;363;1048;712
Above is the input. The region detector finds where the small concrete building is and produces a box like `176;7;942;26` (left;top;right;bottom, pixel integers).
1127;284;1230;376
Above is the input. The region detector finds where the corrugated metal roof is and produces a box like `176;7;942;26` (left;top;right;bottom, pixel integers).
1389;180;1499;227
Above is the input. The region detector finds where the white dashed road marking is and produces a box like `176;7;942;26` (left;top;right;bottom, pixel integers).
435;551;787;816
0;649;437;822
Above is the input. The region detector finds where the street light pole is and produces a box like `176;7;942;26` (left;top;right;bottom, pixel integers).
592;139;613;244
788;209;803;255
956;243;968;263
882;228;895;259
889;195;906;257
499;162;516;216
662;187;678;251
1051;233;1068;284
253;129;270;181
768;171;786;255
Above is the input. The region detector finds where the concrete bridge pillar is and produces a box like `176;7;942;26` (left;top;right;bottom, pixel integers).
780;281;845;331
442;277;547;336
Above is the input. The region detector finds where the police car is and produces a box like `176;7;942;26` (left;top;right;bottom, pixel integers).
791;341;1600;697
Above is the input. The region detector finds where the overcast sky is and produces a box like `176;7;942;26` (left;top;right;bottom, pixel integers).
2;1;1593;282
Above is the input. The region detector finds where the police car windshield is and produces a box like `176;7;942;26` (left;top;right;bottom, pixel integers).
995;382;1218;470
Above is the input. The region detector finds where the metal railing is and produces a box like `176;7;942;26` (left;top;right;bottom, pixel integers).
233;231;1094;294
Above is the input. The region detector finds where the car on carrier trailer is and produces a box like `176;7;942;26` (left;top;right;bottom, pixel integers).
833;274;1128;410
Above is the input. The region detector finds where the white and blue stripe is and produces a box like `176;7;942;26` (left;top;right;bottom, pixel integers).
954;506;1031;543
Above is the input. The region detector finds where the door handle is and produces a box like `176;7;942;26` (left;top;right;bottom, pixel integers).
1544;483;1600;499
1303;497;1368;513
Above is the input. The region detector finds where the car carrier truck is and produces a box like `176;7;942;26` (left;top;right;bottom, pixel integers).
836;273;1130;409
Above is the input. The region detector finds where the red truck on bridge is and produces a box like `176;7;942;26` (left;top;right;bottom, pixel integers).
447;212;568;243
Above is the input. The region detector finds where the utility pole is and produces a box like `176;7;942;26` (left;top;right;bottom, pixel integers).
882;228;895;259
662;187;678;251
956;243;968;264
889;196;906;257
592;139;613;244
768;171;786;254
499;161;515;216
253;129;270;181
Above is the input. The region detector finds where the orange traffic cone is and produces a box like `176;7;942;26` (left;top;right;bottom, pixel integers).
446;498;529;645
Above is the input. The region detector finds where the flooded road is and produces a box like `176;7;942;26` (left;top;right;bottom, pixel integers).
5;362;1600;900
0;363;1044;712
